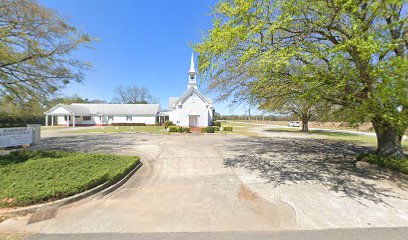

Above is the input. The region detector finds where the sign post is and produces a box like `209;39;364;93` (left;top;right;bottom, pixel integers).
27;124;41;145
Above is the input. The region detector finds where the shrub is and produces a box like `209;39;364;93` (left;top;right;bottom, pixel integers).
0;113;44;128
213;126;220;131
181;127;190;133
201;127;207;133
111;123;145;126
164;121;174;129
206;126;215;133
168;125;179;132
212;121;221;127
357;153;408;174
223;126;233;131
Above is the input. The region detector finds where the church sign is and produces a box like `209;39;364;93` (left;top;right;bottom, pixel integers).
0;127;33;148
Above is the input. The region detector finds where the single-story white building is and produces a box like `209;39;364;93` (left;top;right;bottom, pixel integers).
44;103;161;127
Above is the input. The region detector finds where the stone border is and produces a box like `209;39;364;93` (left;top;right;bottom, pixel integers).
0;161;142;220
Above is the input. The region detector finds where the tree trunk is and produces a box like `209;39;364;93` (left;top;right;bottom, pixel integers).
372;117;406;157
301;116;309;132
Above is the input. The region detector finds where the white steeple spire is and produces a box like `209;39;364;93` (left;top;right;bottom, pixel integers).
189;52;196;73
188;52;197;89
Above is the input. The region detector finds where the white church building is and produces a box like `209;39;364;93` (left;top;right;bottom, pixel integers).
44;53;214;127
164;53;214;127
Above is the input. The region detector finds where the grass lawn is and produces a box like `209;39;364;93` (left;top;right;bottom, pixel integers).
72;126;165;134
266;127;408;151
0;150;139;208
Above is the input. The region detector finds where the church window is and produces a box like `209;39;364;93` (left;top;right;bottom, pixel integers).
126;116;132;121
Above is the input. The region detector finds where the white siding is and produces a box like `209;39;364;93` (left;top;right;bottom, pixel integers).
107;115;156;124
57;115;155;125
176;93;211;127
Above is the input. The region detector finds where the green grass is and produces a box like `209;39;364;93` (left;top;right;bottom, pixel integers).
0;150;139;208
357;153;408;174
266;127;408;150
73;126;165;134
221;121;259;136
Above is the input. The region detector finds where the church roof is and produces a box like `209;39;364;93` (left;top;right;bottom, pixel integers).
45;103;161;115
170;87;212;109
168;97;178;109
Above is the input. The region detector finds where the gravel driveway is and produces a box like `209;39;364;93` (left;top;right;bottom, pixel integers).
0;131;407;234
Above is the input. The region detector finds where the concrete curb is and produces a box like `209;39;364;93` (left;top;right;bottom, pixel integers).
0;161;143;220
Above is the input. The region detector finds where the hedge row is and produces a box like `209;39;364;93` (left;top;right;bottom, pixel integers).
111;123;146;126
0;114;44;128
168;126;190;133
201;126;233;133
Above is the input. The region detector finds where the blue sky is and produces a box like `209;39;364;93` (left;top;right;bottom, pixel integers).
38;0;251;115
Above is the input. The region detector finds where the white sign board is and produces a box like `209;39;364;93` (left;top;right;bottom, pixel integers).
0;127;33;148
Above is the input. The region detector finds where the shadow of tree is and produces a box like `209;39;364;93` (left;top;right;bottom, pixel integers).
224;137;407;205
37;133;144;155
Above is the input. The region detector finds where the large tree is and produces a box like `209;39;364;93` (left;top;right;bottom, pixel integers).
0;0;92;101
194;0;407;157
112;85;158;104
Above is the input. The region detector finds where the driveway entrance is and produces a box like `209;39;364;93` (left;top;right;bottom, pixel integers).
1;131;407;235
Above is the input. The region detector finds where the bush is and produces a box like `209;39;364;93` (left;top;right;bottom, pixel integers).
223;126;233;131
111;123;145;126
357;153;408;174
206;126;215;133
201;127;207;133
0;113;44;128
181;127;190;133
213;126;220;131
164;121;174;129
168;125;179;132
212;121;221;127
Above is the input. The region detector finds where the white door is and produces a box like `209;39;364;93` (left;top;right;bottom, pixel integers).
189;116;198;127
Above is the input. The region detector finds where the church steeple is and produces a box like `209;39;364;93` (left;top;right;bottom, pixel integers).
188;52;197;89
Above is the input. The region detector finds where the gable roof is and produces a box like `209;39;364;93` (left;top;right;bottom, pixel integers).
45;103;161;115
44;104;91;115
170;87;212;109
168;97;178;109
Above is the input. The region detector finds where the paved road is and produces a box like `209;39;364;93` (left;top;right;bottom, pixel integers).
24;227;408;240
1;131;407;237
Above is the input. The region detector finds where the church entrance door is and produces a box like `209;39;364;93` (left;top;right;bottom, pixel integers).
189;116;198;127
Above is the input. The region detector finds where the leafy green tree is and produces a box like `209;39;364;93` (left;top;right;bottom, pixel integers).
194;0;407;157
0;0;92;101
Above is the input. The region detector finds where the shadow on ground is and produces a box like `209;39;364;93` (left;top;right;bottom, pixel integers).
38;133;144;155
224;137;407;205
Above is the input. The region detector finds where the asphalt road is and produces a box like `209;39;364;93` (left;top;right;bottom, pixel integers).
25;227;408;240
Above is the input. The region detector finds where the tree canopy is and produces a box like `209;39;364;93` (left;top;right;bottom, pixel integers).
0;0;92;101
112;85;159;104
194;0;407;156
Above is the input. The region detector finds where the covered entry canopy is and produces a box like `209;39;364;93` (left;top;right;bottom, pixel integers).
44;104;91;127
